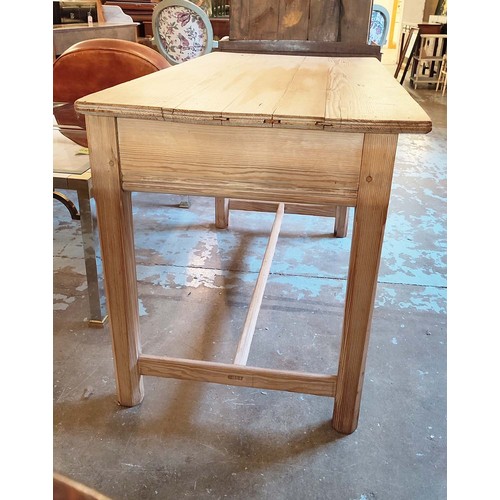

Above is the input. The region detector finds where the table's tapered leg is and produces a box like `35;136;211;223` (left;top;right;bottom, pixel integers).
333;134;398;434
215;197;229;228
86;115;144;407
334;206;349;238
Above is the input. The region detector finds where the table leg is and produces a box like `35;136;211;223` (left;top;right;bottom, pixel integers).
77;186;107;327
215;197;229;228
334;206;349;238
86;115;143;407
333;134;398;434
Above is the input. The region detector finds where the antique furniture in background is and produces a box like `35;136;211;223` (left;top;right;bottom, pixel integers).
394;25;419;83
106;0;230;39
105;0;158;37
53;127;107;327
53;0;138;58
435;52;447;95
53;38;170;326
102;3;134;22
53;22;139;58
217;0;380;59
226;0;375;48
53;0;103;25
216;0;382;237
152;0;214;64
210;0;230;39
409;32;447;89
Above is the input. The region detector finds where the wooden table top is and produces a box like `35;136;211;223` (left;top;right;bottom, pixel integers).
75;52;432;134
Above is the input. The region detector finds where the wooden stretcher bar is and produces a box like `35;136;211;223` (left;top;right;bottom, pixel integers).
138;202;337;398
234;202;284;365
229;199;339;217
139;355;337;397
221;199;350;237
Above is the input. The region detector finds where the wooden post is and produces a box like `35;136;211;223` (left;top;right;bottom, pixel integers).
333;133;398;434
96;0;105;23
86;115;144;407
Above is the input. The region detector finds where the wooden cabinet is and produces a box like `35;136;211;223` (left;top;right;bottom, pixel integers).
210;18;229;39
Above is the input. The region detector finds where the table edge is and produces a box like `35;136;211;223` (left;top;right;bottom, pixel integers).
74;101;432;134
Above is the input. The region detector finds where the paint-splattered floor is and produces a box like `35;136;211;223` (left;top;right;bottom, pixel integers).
53;83;446;500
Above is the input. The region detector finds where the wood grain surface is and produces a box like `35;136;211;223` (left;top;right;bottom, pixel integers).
86;115;144;407
76;52;432;134
77;48;432;434
234;203;284;365
333;133;398;433
139;355;337;397
229;0;356;42
118;119;363;205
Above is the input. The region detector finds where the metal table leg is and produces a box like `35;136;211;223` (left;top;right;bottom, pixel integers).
77;185;108;327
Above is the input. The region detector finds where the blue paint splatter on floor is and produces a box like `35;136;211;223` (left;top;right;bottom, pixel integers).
55;89;447;318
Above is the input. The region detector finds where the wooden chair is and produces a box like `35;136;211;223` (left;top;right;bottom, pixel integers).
152;0;213;65
211;43;350;237
369;4;390;46
215;0;381;238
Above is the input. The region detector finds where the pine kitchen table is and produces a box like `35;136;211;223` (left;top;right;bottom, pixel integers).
75;52;431;434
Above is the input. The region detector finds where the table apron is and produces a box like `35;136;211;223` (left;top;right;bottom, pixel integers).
117;119;363;206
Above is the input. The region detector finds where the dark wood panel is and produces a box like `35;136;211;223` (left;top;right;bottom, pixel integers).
339;0;373;43
277;0;310;40
229;0;249;39
217;39;381;60
247;0;280;40
309;0;341;42
229;0;372;44
231;0;284;40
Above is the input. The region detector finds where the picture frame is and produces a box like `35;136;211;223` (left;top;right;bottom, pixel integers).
394;27;419;84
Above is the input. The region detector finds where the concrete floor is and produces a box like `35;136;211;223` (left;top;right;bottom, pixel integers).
53;81;447;499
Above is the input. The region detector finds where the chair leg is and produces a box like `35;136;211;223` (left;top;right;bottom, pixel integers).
178;195;191;208
215;197;229;228
334;206;349;238
216;198;350;237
